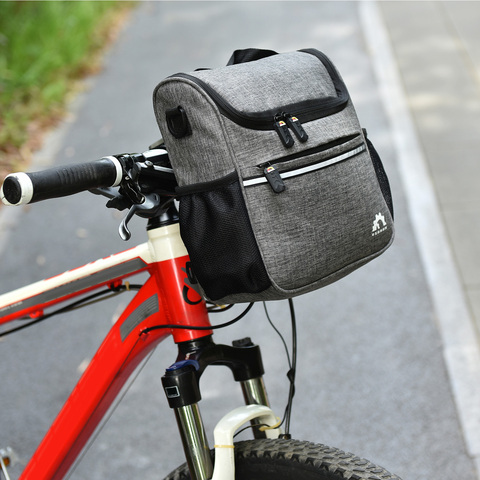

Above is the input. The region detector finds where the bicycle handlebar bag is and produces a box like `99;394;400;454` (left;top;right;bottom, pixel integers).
153;48;394;304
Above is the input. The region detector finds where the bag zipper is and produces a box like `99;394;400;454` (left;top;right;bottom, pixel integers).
170;50;349;142
273;113;295;148
257;134;360;169
245;140;365;193
273;112;309;147
284;113;309;142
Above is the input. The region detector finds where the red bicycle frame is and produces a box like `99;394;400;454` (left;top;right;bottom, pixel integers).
0;223;213;480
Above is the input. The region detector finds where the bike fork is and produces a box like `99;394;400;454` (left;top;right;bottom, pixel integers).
161;335;270;480
174;404;213;480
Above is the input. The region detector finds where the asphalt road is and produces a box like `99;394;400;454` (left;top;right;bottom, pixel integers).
0;2;477;479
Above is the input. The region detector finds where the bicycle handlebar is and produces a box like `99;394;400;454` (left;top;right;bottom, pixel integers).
0;157;123;206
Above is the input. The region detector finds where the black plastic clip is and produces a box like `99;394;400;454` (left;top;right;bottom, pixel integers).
166;106;192;139
264;164;286;193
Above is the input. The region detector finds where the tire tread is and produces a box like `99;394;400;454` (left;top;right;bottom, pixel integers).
164;439;402;480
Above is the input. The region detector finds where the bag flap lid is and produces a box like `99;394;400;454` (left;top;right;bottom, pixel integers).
174;49;349;121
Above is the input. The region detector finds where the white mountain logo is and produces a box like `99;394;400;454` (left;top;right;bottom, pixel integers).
372;212;388;236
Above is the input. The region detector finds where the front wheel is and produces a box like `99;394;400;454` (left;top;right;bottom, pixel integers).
164;438;402;479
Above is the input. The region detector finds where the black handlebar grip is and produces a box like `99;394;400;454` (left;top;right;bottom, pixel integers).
0;157;123;206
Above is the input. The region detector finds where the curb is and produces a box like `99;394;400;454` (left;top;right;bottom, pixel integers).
359;2;480;477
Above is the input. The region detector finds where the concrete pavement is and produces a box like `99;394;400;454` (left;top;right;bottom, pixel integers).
375;1;480;476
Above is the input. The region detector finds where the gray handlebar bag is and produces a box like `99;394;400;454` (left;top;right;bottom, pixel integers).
153;48;394;304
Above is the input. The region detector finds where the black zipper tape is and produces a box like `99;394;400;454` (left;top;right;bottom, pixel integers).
258;134;361;169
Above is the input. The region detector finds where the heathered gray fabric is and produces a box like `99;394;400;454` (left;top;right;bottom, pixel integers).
153;49;394;304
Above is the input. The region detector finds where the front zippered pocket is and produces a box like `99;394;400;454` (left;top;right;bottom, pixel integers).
240;135;394;292
244;136;365;192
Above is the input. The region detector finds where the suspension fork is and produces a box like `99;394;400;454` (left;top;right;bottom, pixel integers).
161;335;270;480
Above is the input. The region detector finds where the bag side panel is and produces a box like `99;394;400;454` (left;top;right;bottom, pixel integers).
153;78;236;185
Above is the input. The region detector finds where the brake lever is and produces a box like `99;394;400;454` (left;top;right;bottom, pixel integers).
119;206;137;241
118;193;161;241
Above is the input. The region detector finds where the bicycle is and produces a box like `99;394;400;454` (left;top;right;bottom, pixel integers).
0;146;402;480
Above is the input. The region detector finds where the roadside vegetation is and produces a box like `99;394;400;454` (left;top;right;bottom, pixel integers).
0;1;135;178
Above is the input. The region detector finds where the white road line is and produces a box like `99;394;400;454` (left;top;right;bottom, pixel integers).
359;2;480;477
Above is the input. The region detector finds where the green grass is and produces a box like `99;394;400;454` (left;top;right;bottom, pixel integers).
0;1;134;173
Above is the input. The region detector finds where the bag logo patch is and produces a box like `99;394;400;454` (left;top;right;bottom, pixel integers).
372;212;388;236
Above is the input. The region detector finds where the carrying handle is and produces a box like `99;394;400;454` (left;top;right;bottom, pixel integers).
227;48;278;65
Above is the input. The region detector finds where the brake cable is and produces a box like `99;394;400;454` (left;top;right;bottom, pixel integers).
0;284;141;339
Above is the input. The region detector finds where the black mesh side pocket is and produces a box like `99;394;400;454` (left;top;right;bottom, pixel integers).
177;172;271;301
365;135;394;220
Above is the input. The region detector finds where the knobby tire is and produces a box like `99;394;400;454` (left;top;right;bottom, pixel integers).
164;438;403;480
